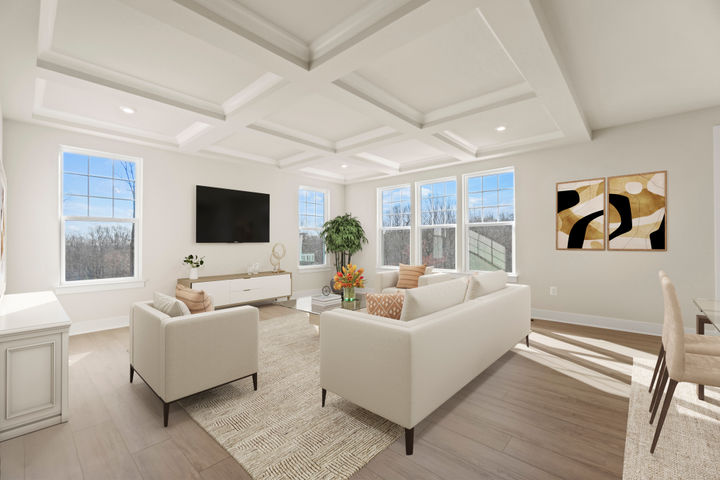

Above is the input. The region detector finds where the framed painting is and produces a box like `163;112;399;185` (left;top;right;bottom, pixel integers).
607;171;666;251
556;178;605;250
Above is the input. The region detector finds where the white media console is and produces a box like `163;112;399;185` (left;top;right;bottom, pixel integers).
177;271;292;308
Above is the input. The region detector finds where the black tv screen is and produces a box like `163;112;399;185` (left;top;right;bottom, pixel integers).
196;185;270;243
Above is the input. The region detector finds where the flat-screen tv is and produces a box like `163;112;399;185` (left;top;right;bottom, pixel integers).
196;185;270;243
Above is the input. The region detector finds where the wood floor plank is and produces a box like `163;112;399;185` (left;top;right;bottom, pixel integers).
199;457;252;480
72;420;142;479
0;436;25;480
167;408;229;472
133;439;200;480
23;424;82;480
364;447;443;480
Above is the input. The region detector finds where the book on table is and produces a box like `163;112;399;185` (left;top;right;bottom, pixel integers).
311;294;341;305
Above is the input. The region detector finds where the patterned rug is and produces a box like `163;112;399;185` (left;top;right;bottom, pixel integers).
623;358;720;479
180;309;401;479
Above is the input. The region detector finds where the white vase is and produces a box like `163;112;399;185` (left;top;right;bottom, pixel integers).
189;267;199;280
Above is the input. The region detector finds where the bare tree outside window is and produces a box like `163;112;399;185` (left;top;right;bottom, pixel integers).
419;180;456;269
379;186;410;266
62;151;139;282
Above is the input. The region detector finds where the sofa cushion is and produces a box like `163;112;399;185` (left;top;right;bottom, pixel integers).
465;271;508;301
153;292;191;317
400;277;468;321
176;284;214;314
396;264;426;289
366;293;405;320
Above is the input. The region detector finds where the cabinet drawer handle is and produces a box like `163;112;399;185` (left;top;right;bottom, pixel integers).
243;289;252;292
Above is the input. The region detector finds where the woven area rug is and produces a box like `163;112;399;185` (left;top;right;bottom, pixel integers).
179;309;402;480
623;357;720;480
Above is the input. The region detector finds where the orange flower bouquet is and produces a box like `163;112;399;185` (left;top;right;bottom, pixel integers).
333;264;364;301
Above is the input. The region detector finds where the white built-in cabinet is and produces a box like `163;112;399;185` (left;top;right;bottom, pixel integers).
0;291;70;441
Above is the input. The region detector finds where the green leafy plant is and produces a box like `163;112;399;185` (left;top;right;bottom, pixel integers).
183;254;205;268
320;214;368;270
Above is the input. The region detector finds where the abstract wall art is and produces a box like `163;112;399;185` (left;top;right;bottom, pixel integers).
556;178;605;250
607;171;666;251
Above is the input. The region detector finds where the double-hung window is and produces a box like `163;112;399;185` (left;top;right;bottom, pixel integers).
418;179;457;270
379;185;411;266
298;187;327;267
60;147;141;284
465;169;515;273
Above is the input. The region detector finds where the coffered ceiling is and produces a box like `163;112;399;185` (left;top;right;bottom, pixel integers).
1;0;719;184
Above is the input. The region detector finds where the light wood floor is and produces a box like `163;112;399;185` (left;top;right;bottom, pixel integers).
0;305;658;479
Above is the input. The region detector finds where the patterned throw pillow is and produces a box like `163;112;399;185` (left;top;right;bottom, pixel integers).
175;283;214;314
396;264;427;289
366;293;405;320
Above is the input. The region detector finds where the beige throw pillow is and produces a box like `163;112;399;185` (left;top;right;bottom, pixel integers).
366;293;405;320
400;277;468;321
153;292;191;317
465;271;508;301
396;264;426;289
176;284;214;314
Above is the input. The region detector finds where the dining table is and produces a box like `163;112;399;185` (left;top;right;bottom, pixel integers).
692;298;720;400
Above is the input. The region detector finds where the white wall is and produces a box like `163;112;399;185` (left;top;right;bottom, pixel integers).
2;120;344;331
346;106;720;332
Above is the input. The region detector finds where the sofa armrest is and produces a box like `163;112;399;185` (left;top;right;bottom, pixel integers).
130;302;168;397
320;310;413;428
376;270;399;291
163;305;259;402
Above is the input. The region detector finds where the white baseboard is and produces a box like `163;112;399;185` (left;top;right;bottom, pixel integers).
531;308;663;336
70;315;128;336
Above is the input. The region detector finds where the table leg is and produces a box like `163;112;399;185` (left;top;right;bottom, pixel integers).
696;314;709;400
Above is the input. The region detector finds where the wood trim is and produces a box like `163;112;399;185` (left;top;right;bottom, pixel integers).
555;177;606;251
178;270;290;286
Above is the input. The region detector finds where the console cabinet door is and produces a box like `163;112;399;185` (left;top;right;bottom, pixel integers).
193;280;231;307
0;333;62;430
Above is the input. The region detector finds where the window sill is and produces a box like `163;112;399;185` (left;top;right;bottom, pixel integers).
55;279;146;295
296;265;332;274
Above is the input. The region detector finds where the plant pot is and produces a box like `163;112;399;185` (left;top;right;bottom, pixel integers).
189;267;199;280
342;286;356;302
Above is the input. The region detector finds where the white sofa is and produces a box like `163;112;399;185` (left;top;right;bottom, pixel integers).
319;277;531;454
376;268;456;293
130;301;259;426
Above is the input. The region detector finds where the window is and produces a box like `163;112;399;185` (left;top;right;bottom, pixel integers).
379;185;411;266
60;148;141;284
418;179;456;270
298;187;327;267
465;169;515;273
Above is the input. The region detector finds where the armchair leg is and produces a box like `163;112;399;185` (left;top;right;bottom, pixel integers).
651;379;678;453
252;373;258;391
163;402;170;427
130;364;134;383
322;388;327;407
405;428;414;455
525;334;530;348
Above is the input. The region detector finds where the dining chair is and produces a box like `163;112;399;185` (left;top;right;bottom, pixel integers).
648;271;720;407
649;275;720;453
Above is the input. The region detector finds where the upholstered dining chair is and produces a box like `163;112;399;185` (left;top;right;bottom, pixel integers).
648;271;720;405
649;275;720;453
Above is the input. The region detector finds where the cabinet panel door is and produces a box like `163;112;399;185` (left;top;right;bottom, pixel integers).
0;333;62;429
193;280;231;307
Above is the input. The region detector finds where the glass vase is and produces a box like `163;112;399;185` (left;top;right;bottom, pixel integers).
343;286;356;301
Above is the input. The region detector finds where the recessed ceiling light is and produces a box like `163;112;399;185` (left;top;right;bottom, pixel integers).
341;164;348;168
495;125;507;132
120;106;135;114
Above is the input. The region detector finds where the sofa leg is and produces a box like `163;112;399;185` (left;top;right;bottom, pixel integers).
163;402;170;427
252;373;258;391
405;428;414;455
525;334;529;348
322;388;327;407
130;364;134;383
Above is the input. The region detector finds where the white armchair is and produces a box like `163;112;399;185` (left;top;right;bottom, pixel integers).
129;301;259;426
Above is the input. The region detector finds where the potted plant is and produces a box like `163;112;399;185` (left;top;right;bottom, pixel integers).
183;254;204;280
320;214;368;292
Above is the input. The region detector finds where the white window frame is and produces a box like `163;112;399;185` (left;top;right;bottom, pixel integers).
377;184;412;268
462;167;516;275
415;176;459;272
298;186;329;270
58;145;143;291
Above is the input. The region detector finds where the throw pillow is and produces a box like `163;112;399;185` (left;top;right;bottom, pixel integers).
153;292;191;317
396;264;426;289
400;277;468;321
175;284;214;314
465;271;508;301
366;293;405;320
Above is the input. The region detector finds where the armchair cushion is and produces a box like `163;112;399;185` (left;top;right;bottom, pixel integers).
366;293;405;319
396;264;427;289
175;283;213;314
399;277;468;321
153;292;191;317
